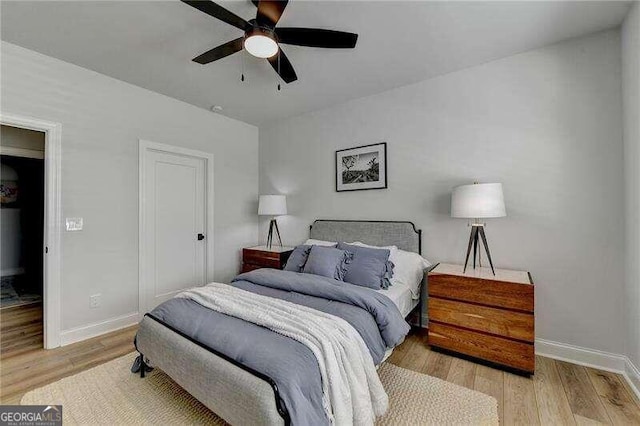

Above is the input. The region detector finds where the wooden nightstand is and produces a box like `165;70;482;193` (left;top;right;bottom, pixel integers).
427;263;535;374
241;245;294;273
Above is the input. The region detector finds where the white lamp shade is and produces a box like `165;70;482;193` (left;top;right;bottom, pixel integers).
258;195;287;216
451;183;506;219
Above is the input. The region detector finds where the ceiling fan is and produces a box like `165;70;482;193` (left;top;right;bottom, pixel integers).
181;0;358;83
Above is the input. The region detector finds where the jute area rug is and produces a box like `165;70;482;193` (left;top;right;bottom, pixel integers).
22;353;498;425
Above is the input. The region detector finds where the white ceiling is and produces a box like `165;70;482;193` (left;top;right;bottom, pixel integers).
0;1;631;125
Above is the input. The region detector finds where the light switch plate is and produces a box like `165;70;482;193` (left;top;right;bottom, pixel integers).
65;217;83;231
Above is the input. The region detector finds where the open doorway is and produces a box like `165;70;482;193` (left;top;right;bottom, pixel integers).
1;125;45;354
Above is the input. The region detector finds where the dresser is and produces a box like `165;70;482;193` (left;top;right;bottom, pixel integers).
241;245;294;273
427;263;535;374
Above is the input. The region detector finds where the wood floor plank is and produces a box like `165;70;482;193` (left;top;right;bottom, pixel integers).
1;358;76;401
504;371;540;425
386;333;414;365
1;353;71;382
422;349;452;380
396;334;430;372
69;340;135;370
533;356;576;425
475;364;504;424
0;325;138;404
98;327;137;347
556;360;611;424
574;414;609;426
586;367;640;425
445;357;476;389
0;303;43;357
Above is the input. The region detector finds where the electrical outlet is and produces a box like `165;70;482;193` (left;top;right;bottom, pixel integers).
90;294;101;308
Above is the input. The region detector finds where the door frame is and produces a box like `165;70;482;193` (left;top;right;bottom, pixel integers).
138;139;214;316
0;113;63;349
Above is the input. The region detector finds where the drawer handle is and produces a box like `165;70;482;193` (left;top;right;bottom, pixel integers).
463;313;485;319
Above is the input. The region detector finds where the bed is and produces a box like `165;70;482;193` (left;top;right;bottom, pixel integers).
134;220;424;426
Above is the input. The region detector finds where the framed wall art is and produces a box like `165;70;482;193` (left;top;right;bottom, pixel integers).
336;142;387;192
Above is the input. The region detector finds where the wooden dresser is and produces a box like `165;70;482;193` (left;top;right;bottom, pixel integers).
241;245;294;273
427;263;535;374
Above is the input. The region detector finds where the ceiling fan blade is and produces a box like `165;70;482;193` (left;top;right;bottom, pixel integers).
182;0;250;31
275;28;358;48
267;49;297;83
192;37;244;64
256;0;289;27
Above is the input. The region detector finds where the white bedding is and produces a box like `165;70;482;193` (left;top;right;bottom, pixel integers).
376;282;418;318
377;283;420;363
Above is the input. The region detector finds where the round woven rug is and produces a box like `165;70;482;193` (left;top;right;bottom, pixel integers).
21;353;498;425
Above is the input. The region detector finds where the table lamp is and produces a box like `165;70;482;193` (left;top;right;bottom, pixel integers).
451;182;506;275
258;195;287;249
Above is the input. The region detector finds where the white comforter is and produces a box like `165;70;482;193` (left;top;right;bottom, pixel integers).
177;282;388;426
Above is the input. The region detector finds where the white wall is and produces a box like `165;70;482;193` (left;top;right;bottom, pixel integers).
260;30;625;354
623;1;640;378
1;41;259;332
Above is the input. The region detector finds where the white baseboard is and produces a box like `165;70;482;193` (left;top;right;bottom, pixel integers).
60;312;139;346
536;338;640;400
624;357;640;401
535;338;627;372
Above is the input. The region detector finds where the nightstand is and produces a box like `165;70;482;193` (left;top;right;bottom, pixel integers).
427;263;535;374
241;245;294;273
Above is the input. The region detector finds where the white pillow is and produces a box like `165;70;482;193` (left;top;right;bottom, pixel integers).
347;241;399;261
391;250;431;299
348;241;430;298
304;238;337;247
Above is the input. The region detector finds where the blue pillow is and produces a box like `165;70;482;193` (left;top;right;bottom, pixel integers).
284;245;312;272
336;242;392;290
381;261;395;289
303;246;350;280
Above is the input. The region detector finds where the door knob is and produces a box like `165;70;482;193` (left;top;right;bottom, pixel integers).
197;233;205;241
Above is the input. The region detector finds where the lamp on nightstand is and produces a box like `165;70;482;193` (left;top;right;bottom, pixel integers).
451;182;506;275
258;195;287;249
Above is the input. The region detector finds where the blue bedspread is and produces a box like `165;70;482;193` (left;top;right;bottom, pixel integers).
147;269;410;425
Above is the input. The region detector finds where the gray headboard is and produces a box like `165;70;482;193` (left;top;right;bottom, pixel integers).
309;220;421;254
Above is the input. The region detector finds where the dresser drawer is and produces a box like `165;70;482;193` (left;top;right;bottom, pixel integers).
429;322;535;373
242;249;284;268
428;273;534;312
241;263;264;273
429;297;534;342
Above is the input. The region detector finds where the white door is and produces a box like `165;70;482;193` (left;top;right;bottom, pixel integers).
140;143;210;313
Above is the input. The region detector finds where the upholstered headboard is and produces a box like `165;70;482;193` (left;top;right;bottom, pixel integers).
309;220;421;254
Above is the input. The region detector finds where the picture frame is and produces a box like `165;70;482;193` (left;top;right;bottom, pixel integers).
336;142;387;192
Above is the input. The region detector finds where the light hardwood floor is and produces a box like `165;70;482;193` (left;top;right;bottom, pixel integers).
389;332;640;425
0;311;137;405
1;323;639;425
1;302;43;358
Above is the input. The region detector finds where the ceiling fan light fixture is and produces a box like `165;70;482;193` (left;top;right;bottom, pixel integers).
181;0;358;84
244;28;279;59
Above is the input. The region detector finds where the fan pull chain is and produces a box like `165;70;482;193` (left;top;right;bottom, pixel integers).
277;51;281;91
241;51;245;82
